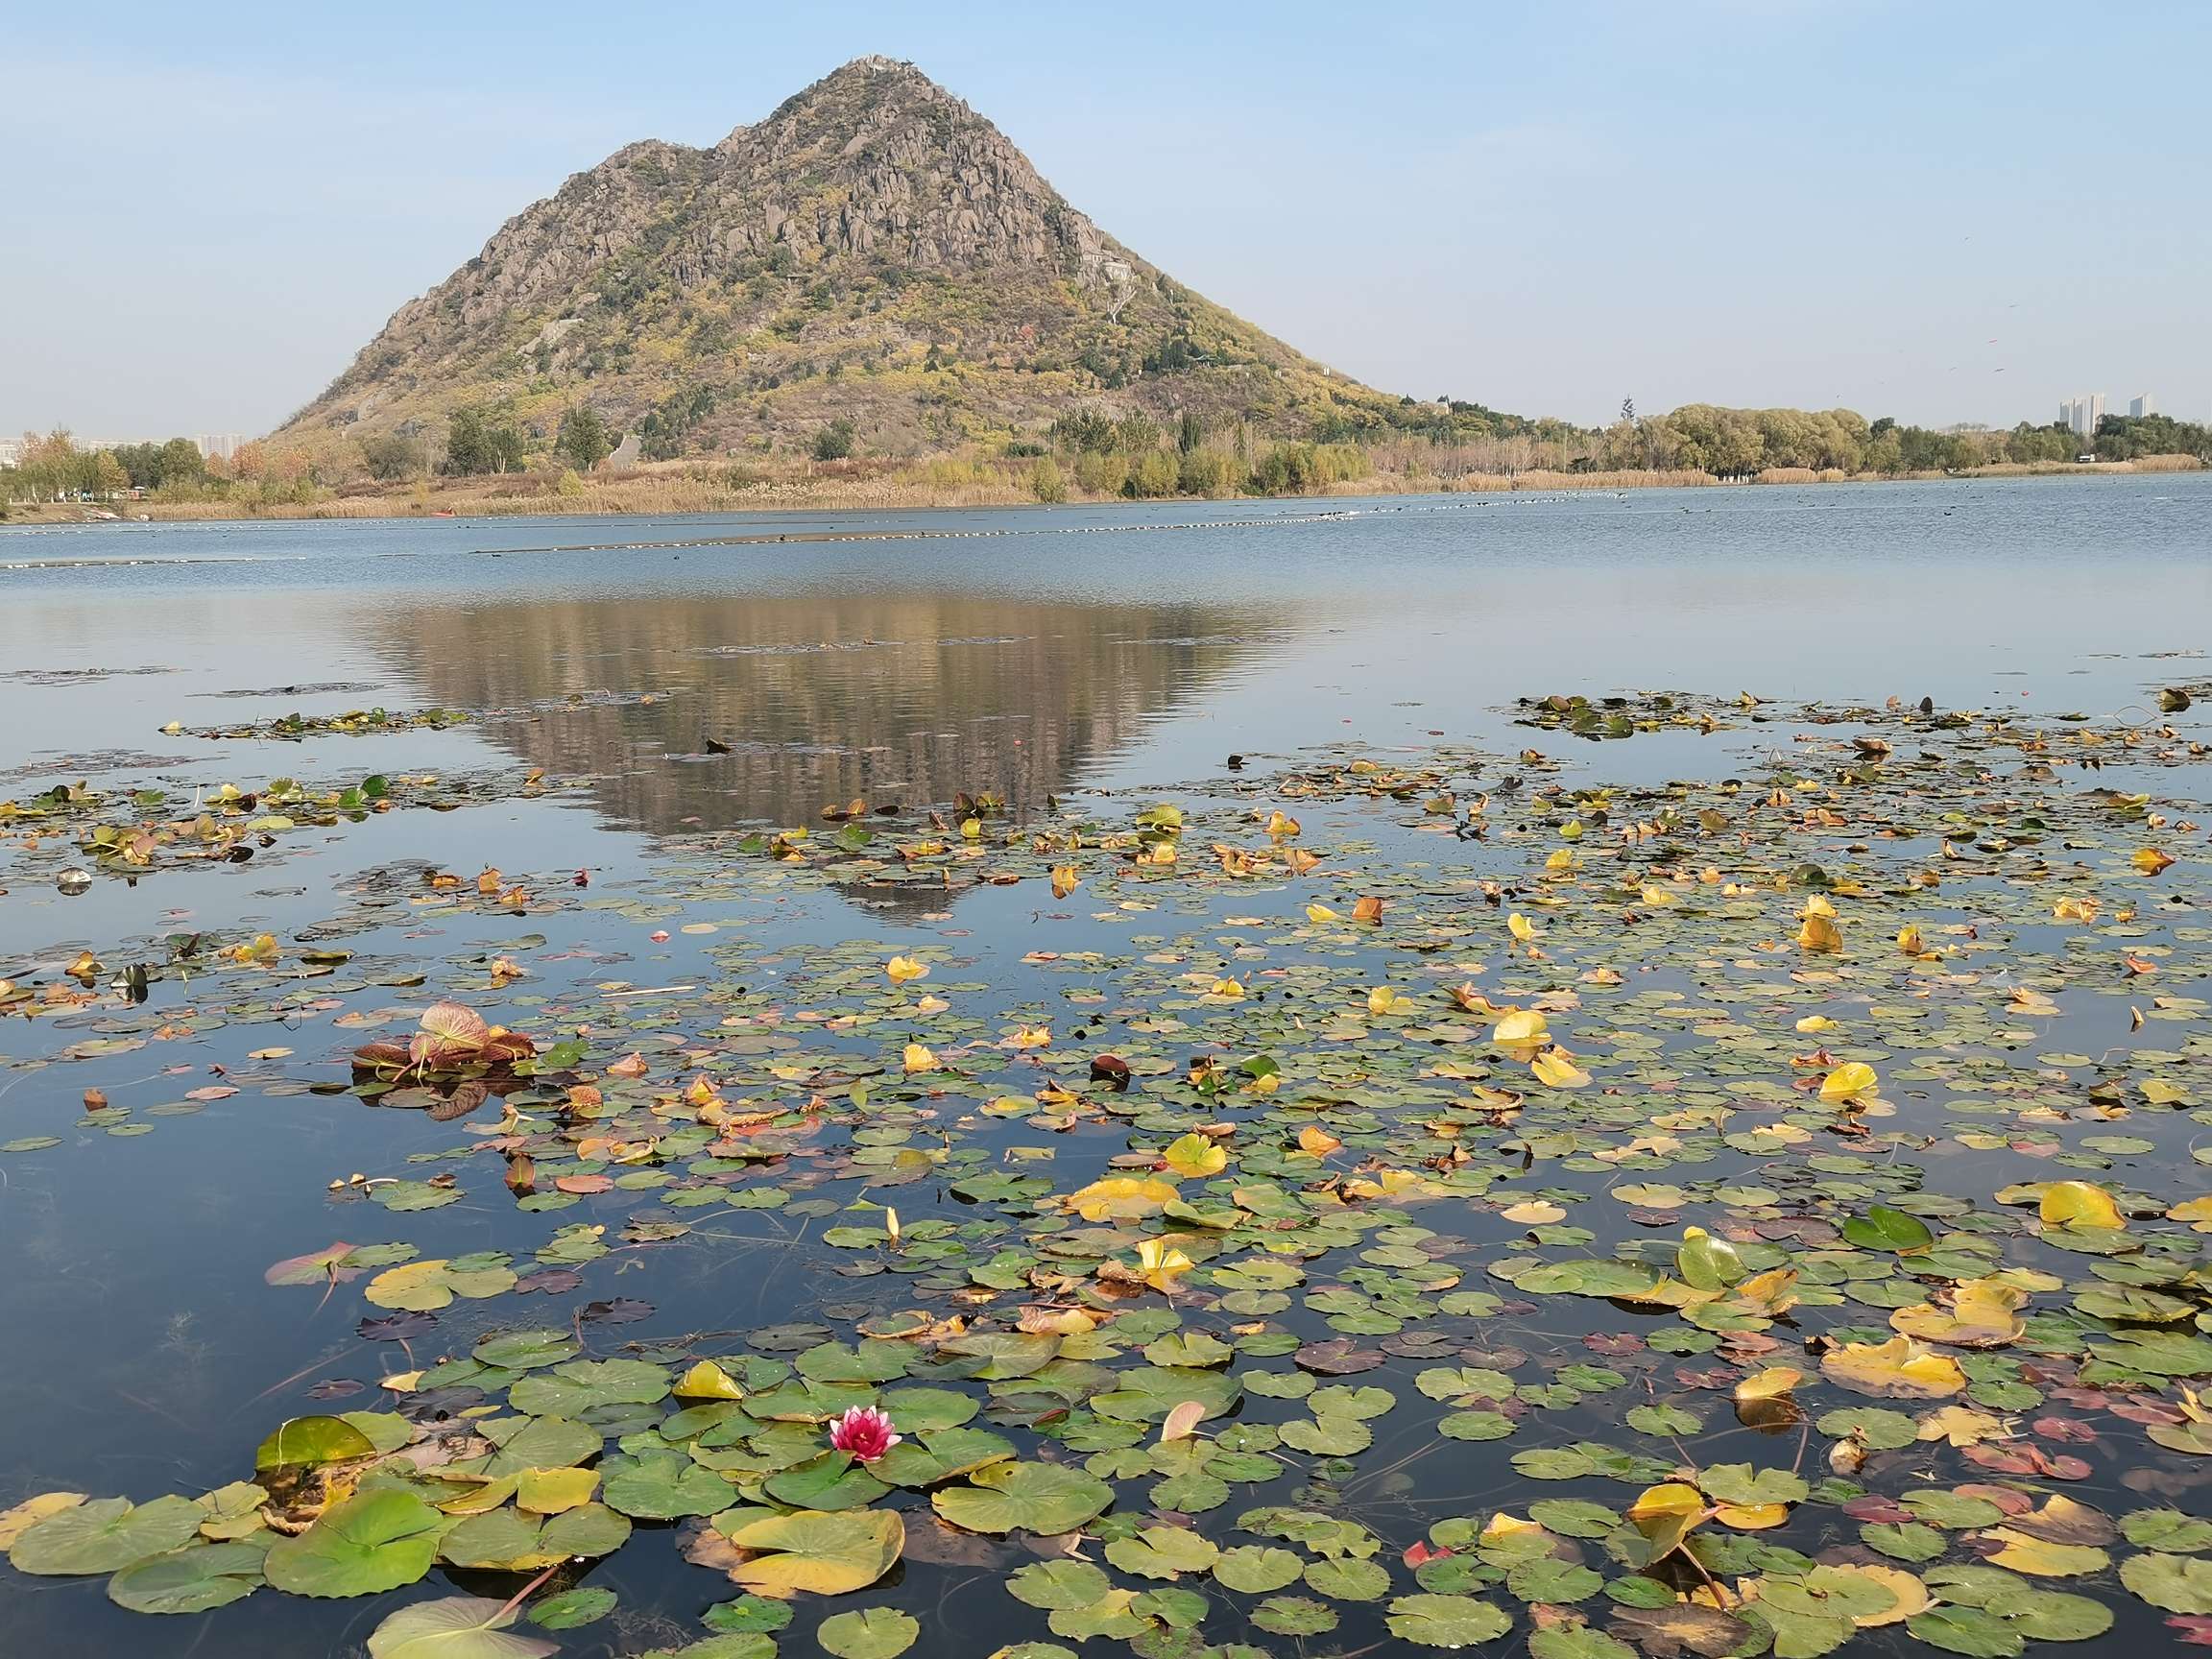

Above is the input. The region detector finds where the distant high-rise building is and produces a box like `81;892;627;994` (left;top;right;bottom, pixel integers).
198;432;247;461
2060;394;2105;438
2128;395;2154;419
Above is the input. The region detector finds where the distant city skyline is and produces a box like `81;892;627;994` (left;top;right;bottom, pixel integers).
2;1;2206;436
2060;396;2106;439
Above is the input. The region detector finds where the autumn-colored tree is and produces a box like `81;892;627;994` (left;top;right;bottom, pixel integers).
18;430;85;499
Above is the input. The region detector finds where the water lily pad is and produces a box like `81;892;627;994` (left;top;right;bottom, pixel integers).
1386;1593;1513;1647
1104;1524;1220;1577
724;1508;903;1598
702;1595;796;1634
474;1329;583;1370
263;1490;447;1597
2121;1551;2212;1613
815;1606;920;1659
1008;1559;1114;1609
527;1585;618;1629
481;1414;600;1476
440;1503;629;1569
1841;1206;1935;1252
11;1495;203;1576
765;1453;889;1511
253;1415;377;1471
366;1594;558;1659
1304;1555;1392;1599
1252;1596;1337;1636
1907;1605;2024;1657
874;1387;978;1432
1089;1365;1241;1424
1439;1410;1515;1441
1699;1464;1807;1506
2122;1510;2212;1553
1507;1557;1603;1603
510;1358;672;1415
601;1451;735;1519
1280;1414;1373;1455
932;1461;1112;1535
1213;1544;1306;1593
106;1540;268;1613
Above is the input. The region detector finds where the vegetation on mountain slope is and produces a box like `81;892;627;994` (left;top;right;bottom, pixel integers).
270;56;1528;476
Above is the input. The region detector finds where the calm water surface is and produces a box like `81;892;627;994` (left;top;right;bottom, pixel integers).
0;477;2204;1656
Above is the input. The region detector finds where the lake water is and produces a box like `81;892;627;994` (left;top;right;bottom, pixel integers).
1;476;2207;1658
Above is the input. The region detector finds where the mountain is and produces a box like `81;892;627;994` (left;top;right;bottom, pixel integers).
275;57;1406;466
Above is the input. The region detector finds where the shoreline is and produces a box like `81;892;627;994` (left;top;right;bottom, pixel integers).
1;453;2196;529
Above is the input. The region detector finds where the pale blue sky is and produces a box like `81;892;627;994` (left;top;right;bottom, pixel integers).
5;0;2205;438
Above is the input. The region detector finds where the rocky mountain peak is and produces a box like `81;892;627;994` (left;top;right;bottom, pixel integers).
275;59;1382;462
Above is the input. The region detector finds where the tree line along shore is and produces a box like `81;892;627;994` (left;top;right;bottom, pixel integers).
5;402;2203;524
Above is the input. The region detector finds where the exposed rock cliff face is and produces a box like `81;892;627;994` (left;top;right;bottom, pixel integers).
276;58;1386;462
704;58;1109;276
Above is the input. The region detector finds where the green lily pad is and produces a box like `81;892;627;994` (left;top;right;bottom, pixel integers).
1841;1205;1935;1251
481;1414;600;1476
1530;1629;1638;1659
365;1594;558;1659
254;1415;377;1472
106;1540;269;1613
12;1495;204;1576
1386;1593;1514;1647
1507;1557;1603;1603
474;1329;583;1370
1907;1606;2024;1657
1213;1544;1306;1593
439;1503;629;1569
263;1490;447;1598
874;1386;978;1433
2123;1510;2212;1553
1008;1559;1114;1610
1527;1500;1622;1539
1700;1464;1808;1506
1438;1409;1515;1441
1279;1414;1372;1455
510;1358;672;1415
527;1585;618;1629
702;1595;796;1634
816;1607;920;1659
1304;1555;1392;1599
1090;1366;1241;1424
1104;1524;1220;1577
931;1461;1112;1535
601;1451;735;1519
764;1453;890;1511
2121;1551;2212;1613
1251;1596;1337;1636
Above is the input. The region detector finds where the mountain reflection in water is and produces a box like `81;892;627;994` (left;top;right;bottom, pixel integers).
373;591;1286;834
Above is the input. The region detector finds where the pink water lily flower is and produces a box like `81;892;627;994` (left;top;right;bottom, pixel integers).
829;1405;902;1463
